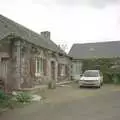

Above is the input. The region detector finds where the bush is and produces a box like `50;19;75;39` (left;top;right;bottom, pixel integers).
0;91;32;109
112;74;120;84
16;92;32;103
82;58;120;84
0;90;13;108
103;72;113;83
0;100;13;108
0;90;8;100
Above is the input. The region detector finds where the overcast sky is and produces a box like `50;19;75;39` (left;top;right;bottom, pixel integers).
0;0;120;52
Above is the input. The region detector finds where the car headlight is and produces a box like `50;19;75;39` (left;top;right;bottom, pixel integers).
95;80;100;83
79;80;84;82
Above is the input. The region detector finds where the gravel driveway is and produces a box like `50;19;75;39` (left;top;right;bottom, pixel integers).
1;84;120;120
41;83;120;103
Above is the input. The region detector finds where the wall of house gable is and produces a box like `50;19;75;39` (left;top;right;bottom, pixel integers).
0;39;11;91
0;39;11;53
71;59;83;81
57;55;71;81
0;38;20;91
0;39;33;90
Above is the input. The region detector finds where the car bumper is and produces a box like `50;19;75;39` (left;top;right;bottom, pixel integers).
79;81;100;87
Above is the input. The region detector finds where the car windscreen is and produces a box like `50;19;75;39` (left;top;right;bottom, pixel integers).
83;71;99;77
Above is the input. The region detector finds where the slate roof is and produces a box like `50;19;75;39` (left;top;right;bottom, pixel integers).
0;15;65;54
69;41;120;59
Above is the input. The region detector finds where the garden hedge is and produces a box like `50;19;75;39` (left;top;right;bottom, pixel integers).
81;58;120;84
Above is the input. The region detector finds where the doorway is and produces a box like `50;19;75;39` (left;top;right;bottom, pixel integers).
0;58;8;91
51;61;55;80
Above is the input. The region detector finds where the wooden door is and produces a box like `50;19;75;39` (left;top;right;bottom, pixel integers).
0;59;8;91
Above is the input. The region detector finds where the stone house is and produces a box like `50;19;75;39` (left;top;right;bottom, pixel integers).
69;41;120;80
0;15;71;91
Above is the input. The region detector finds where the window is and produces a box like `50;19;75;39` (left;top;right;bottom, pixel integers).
58;64;61;76
58;64;66;76
65;65;68;75
43;59;47;76
61;65;65;76
35;57;47;76
35;57;43;73
83;71;99;77
72;61;82;74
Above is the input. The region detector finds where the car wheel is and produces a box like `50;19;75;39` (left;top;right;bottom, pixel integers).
96;84;101;88
98;85;101;88
101;82;103;86
80;85;83;88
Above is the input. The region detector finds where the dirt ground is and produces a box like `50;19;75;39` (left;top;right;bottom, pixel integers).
1;83;120;120
39;83;120;104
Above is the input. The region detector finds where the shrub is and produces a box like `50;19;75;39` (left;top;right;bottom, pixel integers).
103;72;113;83
0;90;13;108
112;73;120;84
82;58;120;84
16;92;32;103
0;90;8;100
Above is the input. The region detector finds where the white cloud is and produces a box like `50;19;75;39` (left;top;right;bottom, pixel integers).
33;0;120;8
0;0;120;52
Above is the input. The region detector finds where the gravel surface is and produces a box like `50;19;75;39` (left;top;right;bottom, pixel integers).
1;84;120;120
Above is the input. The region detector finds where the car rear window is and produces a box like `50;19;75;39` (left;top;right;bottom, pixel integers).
83;71;99;77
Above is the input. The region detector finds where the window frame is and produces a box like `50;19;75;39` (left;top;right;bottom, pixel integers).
58;64;66;76
35;57;43;76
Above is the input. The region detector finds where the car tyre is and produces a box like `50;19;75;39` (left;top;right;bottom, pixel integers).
101;82;103;86
97;84;101;88
80;85;83;88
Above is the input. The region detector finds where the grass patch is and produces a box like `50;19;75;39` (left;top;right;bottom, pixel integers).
0;90;33;113
15;92;32;103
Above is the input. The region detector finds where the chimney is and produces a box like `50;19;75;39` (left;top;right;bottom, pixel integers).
41;31;50;40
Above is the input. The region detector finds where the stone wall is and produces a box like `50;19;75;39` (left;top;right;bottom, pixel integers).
20;40;53;88
19;41;71;88
0;38;18;90
0;37;71;90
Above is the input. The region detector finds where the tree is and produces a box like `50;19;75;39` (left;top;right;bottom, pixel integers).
58;44;68;52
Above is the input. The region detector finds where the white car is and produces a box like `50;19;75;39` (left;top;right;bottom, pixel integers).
79;70;103;88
